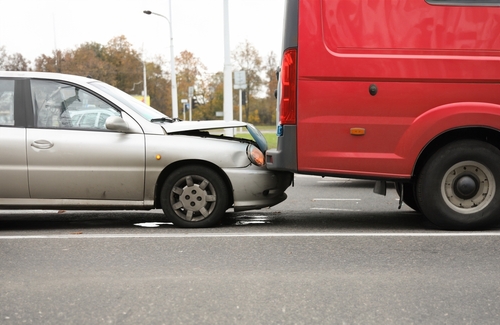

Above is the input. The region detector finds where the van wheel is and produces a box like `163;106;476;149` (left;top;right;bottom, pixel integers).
160;165;229;228
395;182;420;212
416;140;500;230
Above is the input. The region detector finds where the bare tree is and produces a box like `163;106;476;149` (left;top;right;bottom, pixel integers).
231;40;264;122
0;46;6;70
3;53;30;71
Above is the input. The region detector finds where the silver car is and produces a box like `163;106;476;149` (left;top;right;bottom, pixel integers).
0;71;292;227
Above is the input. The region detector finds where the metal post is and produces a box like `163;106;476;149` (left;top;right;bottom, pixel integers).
143;5;178;118
189;97;193;121
223;0;233;136
238;89;242;133
169;0;178;119
142;60;147;104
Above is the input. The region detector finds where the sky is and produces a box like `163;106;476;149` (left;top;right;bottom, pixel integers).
0;0;285;73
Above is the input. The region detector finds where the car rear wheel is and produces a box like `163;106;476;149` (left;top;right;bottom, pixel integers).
416;140;500;230
160;165;229;228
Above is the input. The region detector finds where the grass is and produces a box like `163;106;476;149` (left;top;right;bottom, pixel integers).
207;125;278;149
235;125;278;149
236;132;277;149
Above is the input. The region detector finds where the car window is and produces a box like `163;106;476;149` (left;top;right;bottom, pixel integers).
91;81;167;121
0;80;15;126
31;79;120;130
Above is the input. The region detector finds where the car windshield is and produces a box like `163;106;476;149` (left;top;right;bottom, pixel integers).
91;81;169;121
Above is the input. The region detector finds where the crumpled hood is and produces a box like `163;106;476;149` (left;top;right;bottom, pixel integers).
160;120;268;152
161;120;247;133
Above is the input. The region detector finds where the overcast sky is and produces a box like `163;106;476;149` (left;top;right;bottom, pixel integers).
0;0;285;73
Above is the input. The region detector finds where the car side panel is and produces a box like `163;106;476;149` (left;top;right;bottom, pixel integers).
144;134;252;201
0;127;29;198
27;128;145;200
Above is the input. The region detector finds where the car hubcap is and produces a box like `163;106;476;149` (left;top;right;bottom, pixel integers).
170;175;217;221
441;161;495;214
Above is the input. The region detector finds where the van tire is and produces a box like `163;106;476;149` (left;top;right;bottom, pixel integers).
416;140;500;230
396;182;420;212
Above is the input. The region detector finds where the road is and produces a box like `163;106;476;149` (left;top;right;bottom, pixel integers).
1;175;500;324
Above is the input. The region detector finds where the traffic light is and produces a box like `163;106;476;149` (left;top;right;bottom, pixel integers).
192;97;199;109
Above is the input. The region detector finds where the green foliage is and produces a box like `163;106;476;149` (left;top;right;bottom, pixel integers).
236;127;277;149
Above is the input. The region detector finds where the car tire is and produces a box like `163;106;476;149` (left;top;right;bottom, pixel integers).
160;165;229;228
416;140;500;230
395;182;420;212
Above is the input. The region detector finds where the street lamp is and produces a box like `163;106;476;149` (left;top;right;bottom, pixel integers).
144;6;179;119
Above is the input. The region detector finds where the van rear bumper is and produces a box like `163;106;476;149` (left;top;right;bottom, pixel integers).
266;125;298;172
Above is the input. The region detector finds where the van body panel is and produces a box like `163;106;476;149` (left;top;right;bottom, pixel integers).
277;0;500;179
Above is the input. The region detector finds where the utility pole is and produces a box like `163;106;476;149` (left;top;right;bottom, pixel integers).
223;0;233;136
142;59;147;104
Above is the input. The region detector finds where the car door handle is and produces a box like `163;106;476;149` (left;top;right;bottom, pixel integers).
31;139;54;149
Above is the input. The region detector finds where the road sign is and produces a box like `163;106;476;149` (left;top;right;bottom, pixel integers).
234;71;247;89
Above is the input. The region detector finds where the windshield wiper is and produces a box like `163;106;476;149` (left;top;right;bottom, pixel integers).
150;117;174;123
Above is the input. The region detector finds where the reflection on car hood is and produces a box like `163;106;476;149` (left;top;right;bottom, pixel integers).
161;120;247;133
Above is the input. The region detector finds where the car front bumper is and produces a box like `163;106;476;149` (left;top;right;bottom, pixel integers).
224;166;293;211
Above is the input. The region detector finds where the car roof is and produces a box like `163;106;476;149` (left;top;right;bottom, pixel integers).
0;71;96;84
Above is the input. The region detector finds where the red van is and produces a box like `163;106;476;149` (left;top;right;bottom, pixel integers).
266;0;500;230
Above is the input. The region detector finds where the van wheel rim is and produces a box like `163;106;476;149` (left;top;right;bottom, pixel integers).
441;161;495;214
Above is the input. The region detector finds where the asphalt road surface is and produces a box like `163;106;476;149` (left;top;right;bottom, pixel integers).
1;175;500;324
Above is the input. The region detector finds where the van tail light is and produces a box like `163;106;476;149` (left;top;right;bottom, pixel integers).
279;48;297;125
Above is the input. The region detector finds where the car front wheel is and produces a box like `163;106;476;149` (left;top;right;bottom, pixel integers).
160;165;230;228
416;140;500;230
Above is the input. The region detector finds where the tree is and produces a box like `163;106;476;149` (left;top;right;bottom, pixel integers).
0;46;6;70
0;46;30;71
4;36;279;125
259;52;279;124
105;36;143;90
62;43;115;83
232;40;264;122
34;51;59;72
192;72;224;120
2;52;30;71
175;50;207;117
31;36;174;114
146;55;171;115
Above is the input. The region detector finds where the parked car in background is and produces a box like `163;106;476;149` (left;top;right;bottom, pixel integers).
0;71;292;227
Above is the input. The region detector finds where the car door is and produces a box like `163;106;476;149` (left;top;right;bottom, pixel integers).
27;79;145;201
0;78;29;198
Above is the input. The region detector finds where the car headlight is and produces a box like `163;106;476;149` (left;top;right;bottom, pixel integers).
247;144;265;166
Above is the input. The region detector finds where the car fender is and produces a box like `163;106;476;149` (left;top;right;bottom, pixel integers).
143;134;254;199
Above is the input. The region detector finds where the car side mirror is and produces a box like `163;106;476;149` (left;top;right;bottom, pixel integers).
105;116;129;132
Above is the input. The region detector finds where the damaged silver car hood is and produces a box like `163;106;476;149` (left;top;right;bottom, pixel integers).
160;120;268;152
161;120;247;133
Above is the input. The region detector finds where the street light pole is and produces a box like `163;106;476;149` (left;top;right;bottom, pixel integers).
142;60;147;104
223;0;233;136
144;5;179;119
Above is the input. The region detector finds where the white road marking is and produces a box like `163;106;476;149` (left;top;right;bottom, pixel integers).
311;208;361;212
1;232;500;239
134;222;171;228
313;198;361;201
